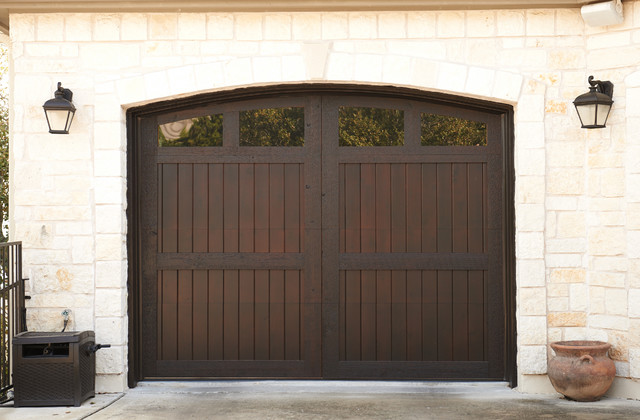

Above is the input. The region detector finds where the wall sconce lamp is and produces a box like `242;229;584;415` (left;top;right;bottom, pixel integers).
43;82;76;134
573;76;614;129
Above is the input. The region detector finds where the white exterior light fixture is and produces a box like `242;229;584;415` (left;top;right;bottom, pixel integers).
581;0;624;26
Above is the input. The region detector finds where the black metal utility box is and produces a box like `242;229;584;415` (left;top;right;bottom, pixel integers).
13;331;96;407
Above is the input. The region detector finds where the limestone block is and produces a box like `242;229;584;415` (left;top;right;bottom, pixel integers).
589;315;629;330
81;42;141;70
547;312;586;327
178;14;206;40
492;71;523;102
326;52;354;81
347;13;376;39
525;10;555;36
549;268;585;284
629;289;640;318
96;345;124;375
547;142;585;167
518;316;547;345
224;58;254;86
632;349;640;378
548;283;569;297
555;10;584;36
562;327;587;341
547;238;586;254
55;221;93;236
194;62;225;89
94;150;125;177
378;13;406;39
411;59;438;89
95;317;126;345
94;14;121;41
627;174;640;202
11;15;36;41
407;12;436;38
282;56;306;82
517;232;544;259
96;205;124;234
292;14;321;40
95;234;125;261
262;15;291;40
37;15;64;41
149;14;177;40
72;236;95;264
517;259;545;287
556;213;586;238
167;66;197;97
547;168;584;195
354;54;382;83
95;177;126;206
546;254;584;268
466;67;495;98
437;12;464;38
122;14;148;41
518;345;547;374
437;62;467;93
517;95;545;123
605;288;628;316
382;55;412;85
519;287;546;315
517;204;545;232
589;227;626;256
207;14;234;40
590;271;626;288
516;176;545;204
96;261;127;289
516;149;545;176
548;327;563;342
588;46;640;69
569;284;588;311
465;11;495;38
96;374;127;393
322;13;348;40
252;56;282;84
25;43;61;57
496;11;525;36
515;122;545;149
95;288;126;318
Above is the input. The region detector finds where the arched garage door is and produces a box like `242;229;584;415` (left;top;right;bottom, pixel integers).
129;86;514;382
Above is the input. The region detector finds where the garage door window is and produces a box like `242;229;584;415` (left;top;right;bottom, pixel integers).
421;113;487;146
158;114;224;147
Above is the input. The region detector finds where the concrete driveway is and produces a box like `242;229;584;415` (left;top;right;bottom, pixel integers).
2;381;640;419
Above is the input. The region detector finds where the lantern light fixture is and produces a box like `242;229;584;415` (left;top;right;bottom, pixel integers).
43;82;76;134
573;76;614;129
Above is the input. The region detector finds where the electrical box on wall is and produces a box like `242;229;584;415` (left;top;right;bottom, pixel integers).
581;0;624;26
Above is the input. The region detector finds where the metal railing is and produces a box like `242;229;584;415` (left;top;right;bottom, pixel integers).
0;242;26;403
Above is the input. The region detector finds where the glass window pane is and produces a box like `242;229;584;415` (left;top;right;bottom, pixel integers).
158;114;223;147
240;107;304;146
421;113;487;146
339;107;404;147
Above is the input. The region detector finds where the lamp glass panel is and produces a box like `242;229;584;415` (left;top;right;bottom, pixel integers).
45;109;72;132
596;104;611;126
576;103;596;127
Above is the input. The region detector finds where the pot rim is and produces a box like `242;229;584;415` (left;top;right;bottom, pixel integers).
550;340;611;352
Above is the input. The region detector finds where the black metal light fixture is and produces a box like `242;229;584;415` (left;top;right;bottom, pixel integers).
43;82;76;134
573;76;614;129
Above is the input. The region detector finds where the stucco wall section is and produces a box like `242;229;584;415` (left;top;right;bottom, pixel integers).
8;2;640;396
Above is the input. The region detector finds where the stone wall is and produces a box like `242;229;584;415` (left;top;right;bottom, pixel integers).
8;3;640;396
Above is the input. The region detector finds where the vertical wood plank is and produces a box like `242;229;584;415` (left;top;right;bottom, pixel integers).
223;270;239;360
360;270;377;361
192;270;208;360
284;270;301;360
452;163;468;253
224;165;239;252
422;270;438;361
391;164;407;253
339;164;346;253
208;164;224;252
254;270;270;360
238;270;255;360
421;164;437;253
193;164;209;252
360;164;376;253
178;164;193;253
375;164;391;253
269;270;285;360
177;270;193;360
162;164;178;253
437;164;452;253
376;270;392;360
254;164;270;253
437;270;453;361
391;270;407;361
406;164;422;252
208;270;224;360
345;270;361;360
345;164;361;253
284;164;301;253
269;164;285;252
467;163;484;253
339;270;346;361
161;270;178;360
468;270;485;361
239;164;255;253
452;271;469;361
406;270;422;360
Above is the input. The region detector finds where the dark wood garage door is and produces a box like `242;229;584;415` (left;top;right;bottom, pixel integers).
131;86;513;381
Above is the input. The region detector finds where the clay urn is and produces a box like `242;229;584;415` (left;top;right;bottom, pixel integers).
548;340;616;402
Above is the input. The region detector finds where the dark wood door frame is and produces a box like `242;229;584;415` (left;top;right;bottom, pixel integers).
126;84;517;387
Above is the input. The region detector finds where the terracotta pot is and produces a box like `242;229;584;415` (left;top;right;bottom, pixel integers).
548;340;616;402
